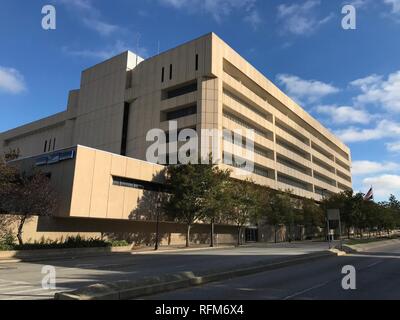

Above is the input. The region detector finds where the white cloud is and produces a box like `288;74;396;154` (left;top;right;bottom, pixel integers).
159;0;260;25
56;0;123;36
386;141;400;153
352;161;400;175
351;71;400;112
315;105;372;125
63;40;149;61
277;74;339;104
384;0;400;14
0;67;26;94
345;0;371;9
82;18;122;36
277;0;333;36
362;174;400;199
335;119;400;143
244;10;262;30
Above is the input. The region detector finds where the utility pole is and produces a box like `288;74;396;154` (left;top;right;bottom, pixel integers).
322;189;331;249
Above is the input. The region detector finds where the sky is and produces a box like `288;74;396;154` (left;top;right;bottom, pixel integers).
0;0;400;201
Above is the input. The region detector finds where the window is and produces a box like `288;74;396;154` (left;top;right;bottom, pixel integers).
169;64;173;80
278;173;312;191
43;140;47;153
223;88;272;122
277;154;311;175
53;138;56;151
223;152;274;179
112;176;165;192
314;171;336;187
165;104;197;121
48;139;52;151
195;54;199;71
161;67;165;83
120;102;130;156
223;109;273;141
163;81;198;100
165;127;196;144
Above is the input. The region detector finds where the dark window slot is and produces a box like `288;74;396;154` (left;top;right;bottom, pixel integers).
163;81;198;100
166;105;197;121
112;176;166;192
120;102;130;156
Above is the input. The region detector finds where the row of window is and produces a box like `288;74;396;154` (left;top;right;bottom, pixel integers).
277;173;313;192
165;104;197;121
112;176;166;192
223;59;350;162
223;128;274;160
276;154;311;176
223;109;273;141
163;81;198;100
222;152;273;179
161;54;199;83
223;88;272;122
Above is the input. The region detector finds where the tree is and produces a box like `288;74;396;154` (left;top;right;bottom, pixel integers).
301;198;324;239
323;190;354;238
10;170;57;245
0;152;58;246
260;190;284;243
227;180;260;246
279;191;298;242
202;167;231;247
164;163;228;247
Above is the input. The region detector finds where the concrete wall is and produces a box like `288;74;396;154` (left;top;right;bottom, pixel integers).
1;215;238;246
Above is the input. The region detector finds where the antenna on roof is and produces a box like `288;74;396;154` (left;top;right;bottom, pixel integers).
135;33;142;65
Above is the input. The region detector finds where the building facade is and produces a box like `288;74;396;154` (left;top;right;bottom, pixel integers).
0;33;352;244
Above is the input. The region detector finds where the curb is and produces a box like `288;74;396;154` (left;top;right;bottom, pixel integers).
342;239;400;254
55;250;340;300
130;245;236;255
0;245;236;264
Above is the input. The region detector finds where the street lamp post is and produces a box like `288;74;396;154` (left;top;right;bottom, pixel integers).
322;189;331;249
154;194;162;251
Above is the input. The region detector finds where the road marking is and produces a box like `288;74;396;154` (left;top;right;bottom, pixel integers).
366;261;383;268
283;281;330;300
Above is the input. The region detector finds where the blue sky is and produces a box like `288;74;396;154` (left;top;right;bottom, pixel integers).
1;0;400;200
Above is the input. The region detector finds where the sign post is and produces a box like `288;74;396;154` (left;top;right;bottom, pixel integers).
327;209;342;250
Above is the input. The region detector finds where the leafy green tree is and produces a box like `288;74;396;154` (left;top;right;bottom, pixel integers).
260;191;285;243
301;198;324;239
227;180;260;246
202;167;232;247
164;163;230;247
1;148;58;245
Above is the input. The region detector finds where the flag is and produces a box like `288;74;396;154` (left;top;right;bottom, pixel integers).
364;187;374;201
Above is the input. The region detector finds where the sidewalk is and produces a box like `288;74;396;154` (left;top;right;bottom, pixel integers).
0;243;236;263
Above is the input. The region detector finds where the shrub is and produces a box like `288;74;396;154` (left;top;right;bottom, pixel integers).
0;235;131;251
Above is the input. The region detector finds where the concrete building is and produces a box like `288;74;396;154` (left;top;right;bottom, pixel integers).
0;33;352;244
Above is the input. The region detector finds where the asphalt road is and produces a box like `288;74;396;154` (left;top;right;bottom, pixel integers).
0;242;330;300
146;242;400;300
